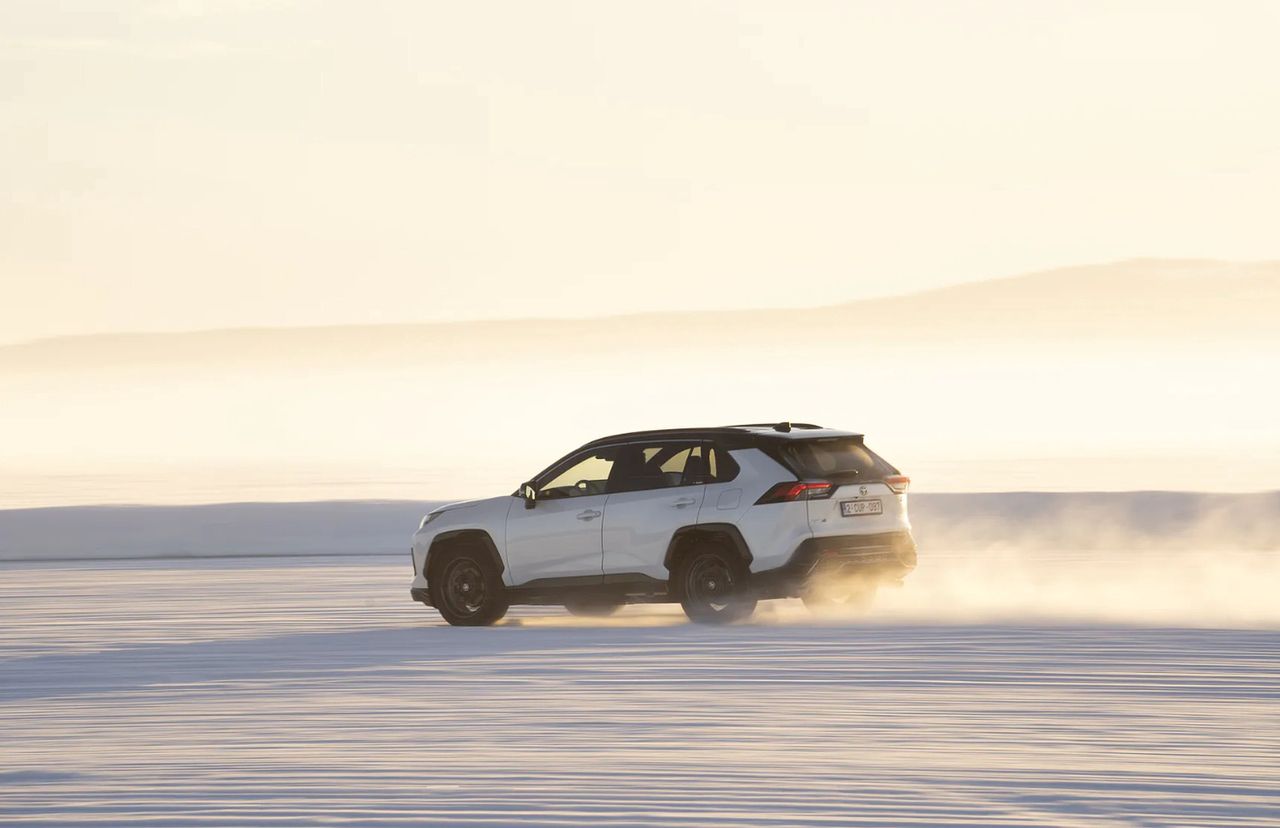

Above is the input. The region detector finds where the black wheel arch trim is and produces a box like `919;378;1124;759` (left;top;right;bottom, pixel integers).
663;523;753;573
425;529;506;579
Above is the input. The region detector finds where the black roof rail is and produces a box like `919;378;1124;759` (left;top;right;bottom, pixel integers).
578;426;752;449
570;423;858;459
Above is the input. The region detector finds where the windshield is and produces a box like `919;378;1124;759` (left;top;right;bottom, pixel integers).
775;438;896;482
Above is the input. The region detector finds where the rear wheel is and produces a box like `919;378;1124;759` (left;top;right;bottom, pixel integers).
563;598;624;617
677;544;757;624
430;549;509;626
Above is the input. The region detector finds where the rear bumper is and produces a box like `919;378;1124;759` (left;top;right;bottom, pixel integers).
794;531;917;572
410;586;434;607
752;530;916;598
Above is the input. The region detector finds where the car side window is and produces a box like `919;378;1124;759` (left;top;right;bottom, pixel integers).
538;449;615;499
707;445;740;483
682;444;713;485
607;442;701;493
656;446;693;484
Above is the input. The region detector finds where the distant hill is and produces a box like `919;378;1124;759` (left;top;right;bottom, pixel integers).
3;258;1277;372
830;258;1280;340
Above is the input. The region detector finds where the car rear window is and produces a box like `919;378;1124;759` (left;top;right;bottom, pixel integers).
775;438;896;482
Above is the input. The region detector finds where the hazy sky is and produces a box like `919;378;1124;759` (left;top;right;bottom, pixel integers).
4;1;1280;344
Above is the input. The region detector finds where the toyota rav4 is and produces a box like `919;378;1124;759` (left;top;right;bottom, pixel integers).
409;423;916;625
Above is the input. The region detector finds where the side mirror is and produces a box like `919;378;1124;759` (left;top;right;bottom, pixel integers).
520;481;538;509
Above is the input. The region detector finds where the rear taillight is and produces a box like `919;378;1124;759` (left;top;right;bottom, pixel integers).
755;481;835;504
884;475;910;494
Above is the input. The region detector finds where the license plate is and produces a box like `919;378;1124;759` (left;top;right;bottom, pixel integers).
840;498;882;517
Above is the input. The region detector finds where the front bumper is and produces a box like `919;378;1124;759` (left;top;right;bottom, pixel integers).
410;586;434;607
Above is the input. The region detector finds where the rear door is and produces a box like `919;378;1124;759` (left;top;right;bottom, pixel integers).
601;441;707;580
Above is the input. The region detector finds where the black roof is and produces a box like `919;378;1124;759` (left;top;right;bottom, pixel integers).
579;423;862;450
523;423;869;486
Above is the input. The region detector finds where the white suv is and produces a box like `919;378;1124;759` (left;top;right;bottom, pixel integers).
409;423;916;625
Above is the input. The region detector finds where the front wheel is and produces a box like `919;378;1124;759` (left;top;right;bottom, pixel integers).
430;550;509;626
677;545;757;624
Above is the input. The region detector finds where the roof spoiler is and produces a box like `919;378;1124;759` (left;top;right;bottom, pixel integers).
724;422;824;433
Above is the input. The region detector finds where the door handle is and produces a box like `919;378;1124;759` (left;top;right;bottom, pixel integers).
671;497;697;508
576;509;601;521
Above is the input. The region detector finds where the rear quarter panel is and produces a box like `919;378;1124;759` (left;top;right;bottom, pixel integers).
698;448;814;573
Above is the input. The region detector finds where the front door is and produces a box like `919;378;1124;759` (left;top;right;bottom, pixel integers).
503;447;615;585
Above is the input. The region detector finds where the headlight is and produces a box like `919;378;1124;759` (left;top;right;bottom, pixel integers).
418;512;440;531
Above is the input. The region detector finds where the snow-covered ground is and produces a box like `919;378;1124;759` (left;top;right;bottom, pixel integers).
2;556;1277;826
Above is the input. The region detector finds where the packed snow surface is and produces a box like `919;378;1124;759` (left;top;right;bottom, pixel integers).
2;557;1277;826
